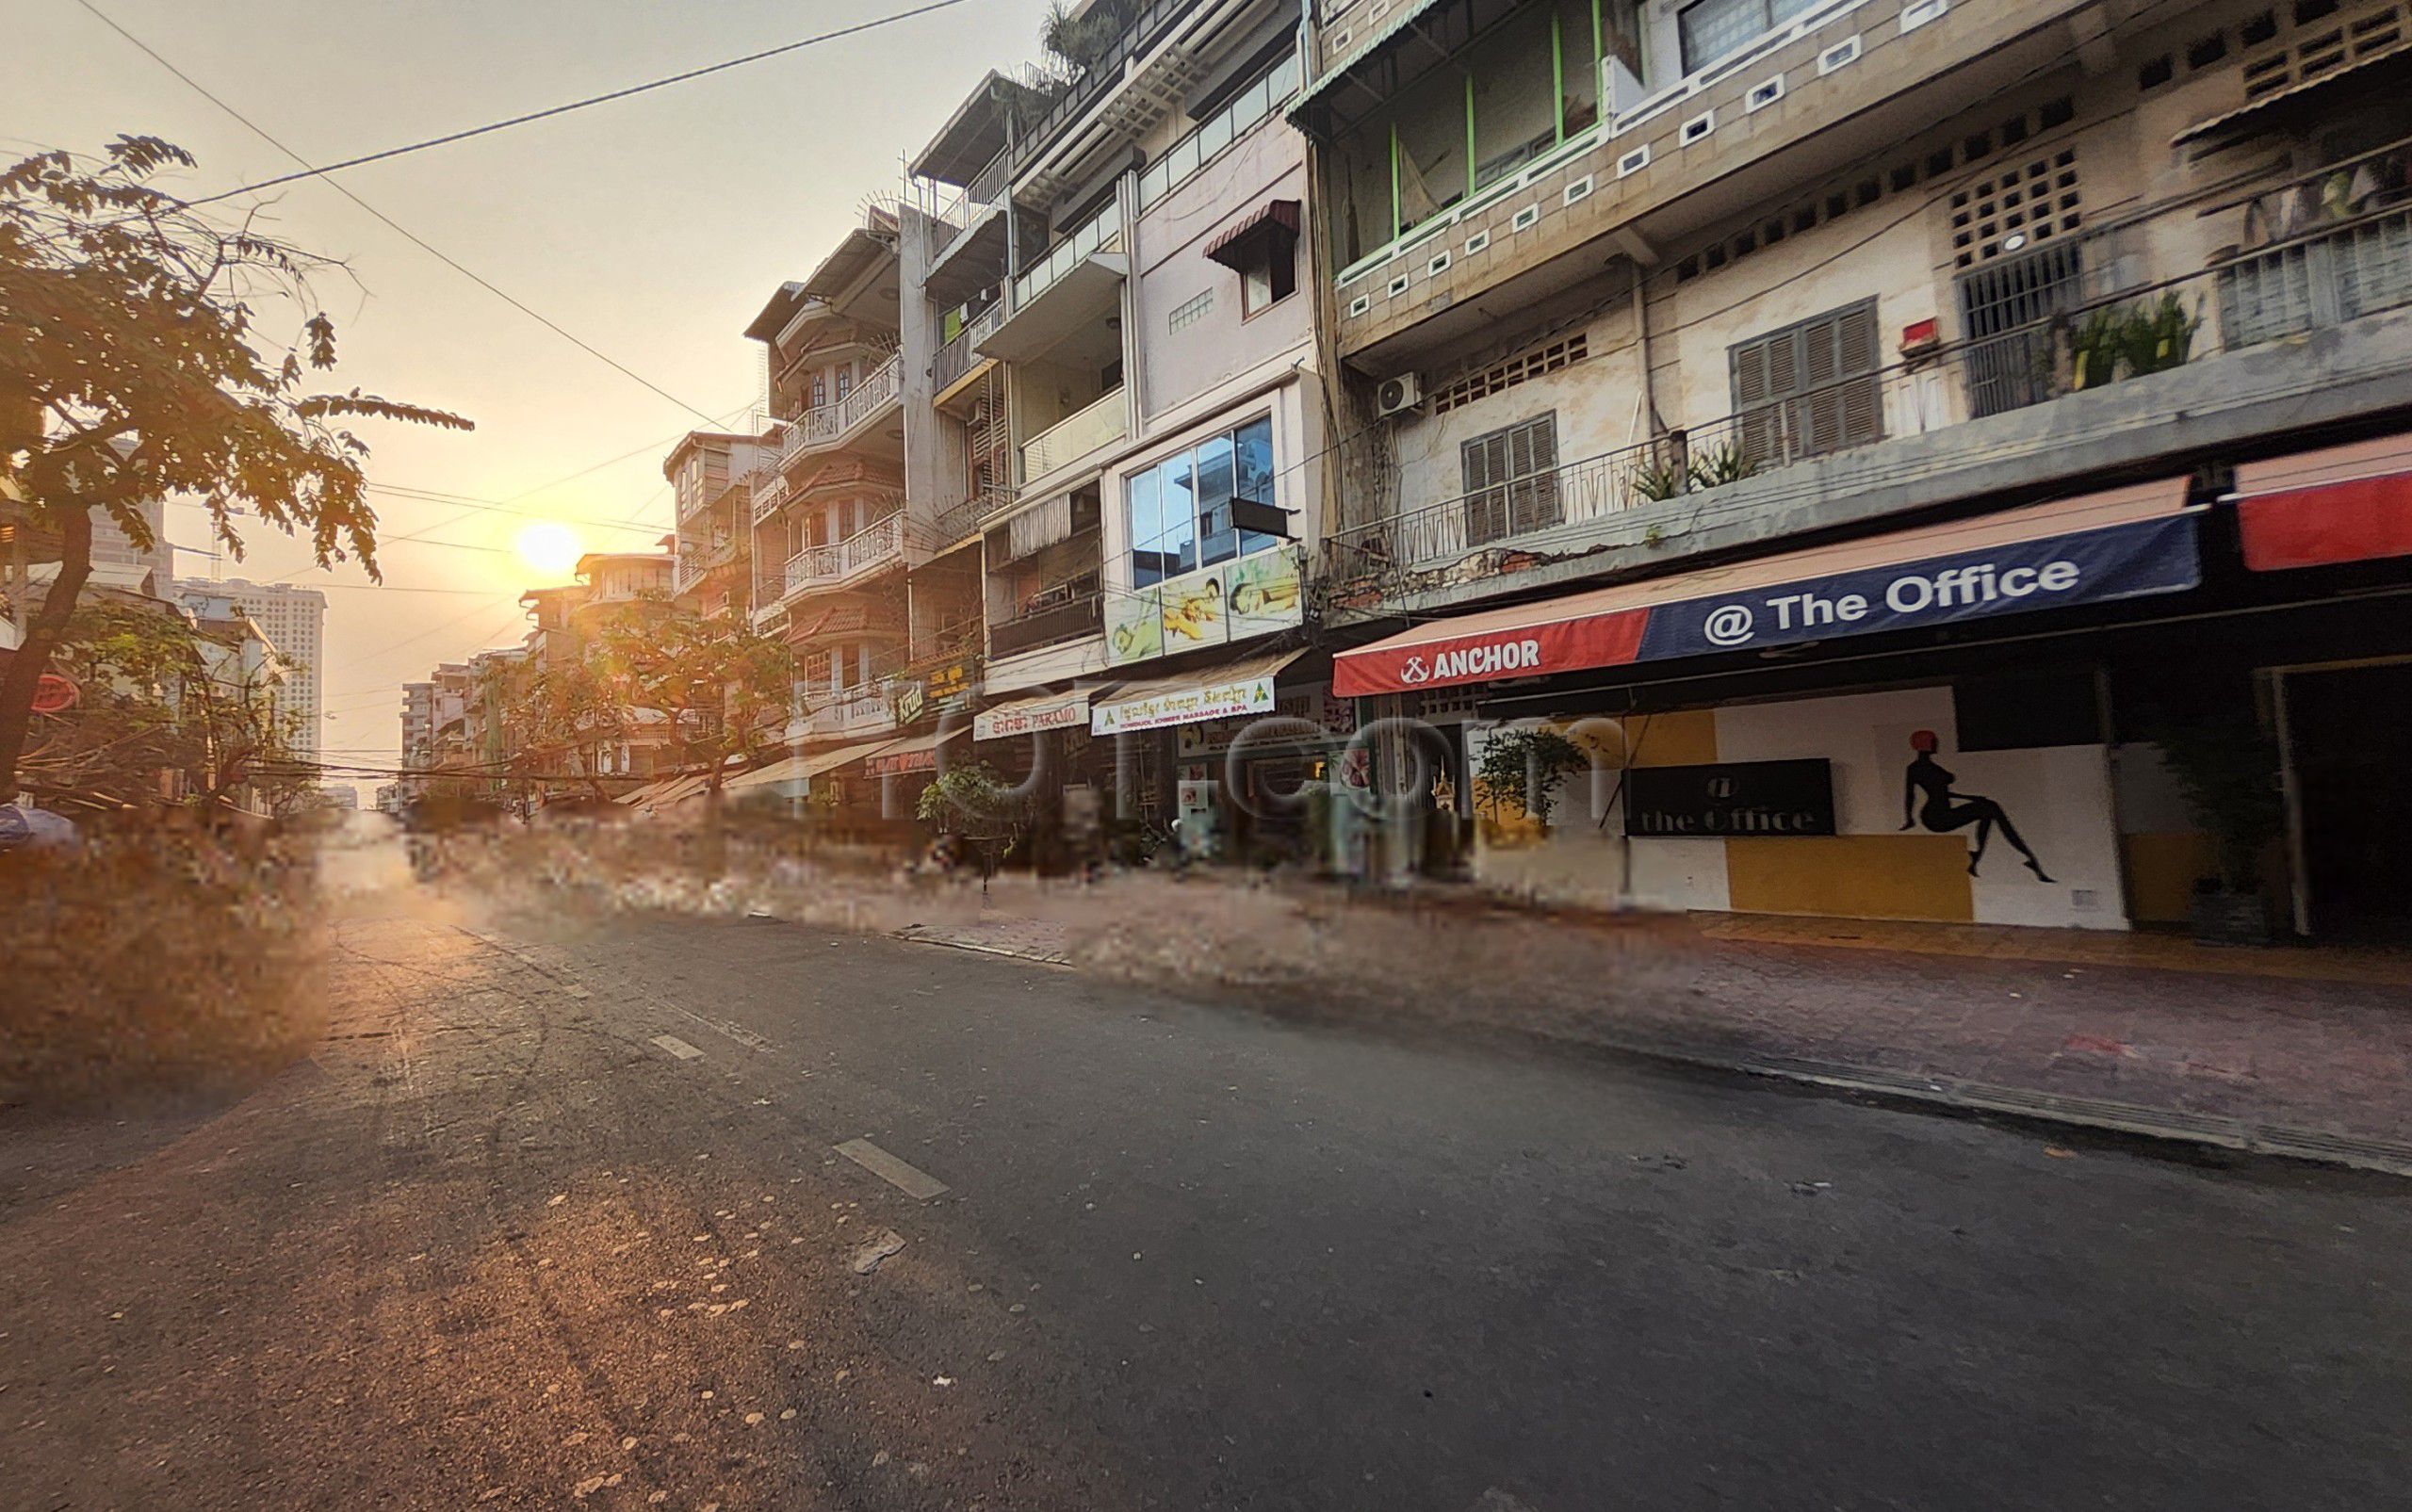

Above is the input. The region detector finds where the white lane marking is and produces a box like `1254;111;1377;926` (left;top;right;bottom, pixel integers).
1472;1492;1541;1512
834;1139;951;1201
650;1035;706;1062
676;1005;773;1052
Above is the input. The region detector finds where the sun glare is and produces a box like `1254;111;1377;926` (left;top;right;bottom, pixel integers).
513;520;582;577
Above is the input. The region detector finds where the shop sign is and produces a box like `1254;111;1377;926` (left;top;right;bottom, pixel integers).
1176;687;1357;756
865;746;939;779
1109;545;1305;667
1623;759;1836;838
896;683;927;724
1092;675;1276;735
974;691;1091;741
1333;514;2201;697
923;658;978;711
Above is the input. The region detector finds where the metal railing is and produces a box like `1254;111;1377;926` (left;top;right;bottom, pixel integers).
750;466;790;523
1136;52;1303;212
1011;200;1123;309
1005;0;1191;175
1019;387;1125;481
780;511;905;597
925;147;1015;267
774;352;903;467
932;303;1004;393
988;592;1102;658
1327;230;2412;581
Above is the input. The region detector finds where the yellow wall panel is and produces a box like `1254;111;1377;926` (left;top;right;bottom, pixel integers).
1723;835;1977;922
2123;832;2219;924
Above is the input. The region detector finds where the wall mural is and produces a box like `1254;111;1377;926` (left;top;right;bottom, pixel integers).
1901;729;2055;881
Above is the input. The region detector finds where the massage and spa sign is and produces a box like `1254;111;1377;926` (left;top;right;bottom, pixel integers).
1108;545;1305;668
1091;674;1278;736
1332;513;2201;697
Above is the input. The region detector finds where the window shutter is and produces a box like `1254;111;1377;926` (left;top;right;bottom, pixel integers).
1508;415;1561;532
1461;431;1509;546
1834;300;1883;447
1728;299;1882;463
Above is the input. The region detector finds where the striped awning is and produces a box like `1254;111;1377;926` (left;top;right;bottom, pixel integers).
1203;200;1301;268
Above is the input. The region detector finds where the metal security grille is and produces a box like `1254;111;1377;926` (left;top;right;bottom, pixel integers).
1459;414;1562;547
1727;300;1882;466
2220;203;2412;346
1950;148;2080;269
1955;242;2088;417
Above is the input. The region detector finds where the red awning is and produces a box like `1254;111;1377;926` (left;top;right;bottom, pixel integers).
1203;200;1301;269
2232;433;2412;571
1331;480;2196;699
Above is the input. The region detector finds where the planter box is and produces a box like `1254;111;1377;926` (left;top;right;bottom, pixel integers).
2190;887;2272;948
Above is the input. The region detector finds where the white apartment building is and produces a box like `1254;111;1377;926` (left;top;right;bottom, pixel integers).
177;578;327;762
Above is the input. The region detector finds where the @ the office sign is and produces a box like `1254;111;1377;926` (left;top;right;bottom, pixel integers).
1703;603;1755;646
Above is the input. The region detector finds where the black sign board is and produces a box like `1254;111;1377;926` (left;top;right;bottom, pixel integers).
1623;759;1836;838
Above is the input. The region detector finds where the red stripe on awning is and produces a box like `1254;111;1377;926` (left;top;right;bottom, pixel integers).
2239;475;2412;570
1204;200;1300;268
2234;433;2412;571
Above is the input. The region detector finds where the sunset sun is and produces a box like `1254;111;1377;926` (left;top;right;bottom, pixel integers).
513;520;582;577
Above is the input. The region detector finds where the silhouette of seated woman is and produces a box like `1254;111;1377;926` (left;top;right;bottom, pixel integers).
1899;729;2054;881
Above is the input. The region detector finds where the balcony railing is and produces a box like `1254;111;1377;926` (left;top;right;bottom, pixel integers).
775;352;902;467
1019;388;1125;481
932;303;1004;393
1011;201;1123;310
925;148;1014;268
1004;0;1190;174
1327;232;2412;582
801;684;898;739
751;465;790;523
988;592;1102;659
780;511;905;597
1136;52;1303;213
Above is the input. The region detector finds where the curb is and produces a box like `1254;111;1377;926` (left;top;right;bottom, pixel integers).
1579;1033;2412;1179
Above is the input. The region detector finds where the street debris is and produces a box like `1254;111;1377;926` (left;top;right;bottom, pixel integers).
850;1229;906;1274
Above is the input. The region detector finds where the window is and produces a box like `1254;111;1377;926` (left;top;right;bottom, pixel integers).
1459;415;1561;546
1240;233;1297;316
1726;300;1883;465
810;372;828;408
1127;415;1284;588
1677;0;1823;73
834;366;854;403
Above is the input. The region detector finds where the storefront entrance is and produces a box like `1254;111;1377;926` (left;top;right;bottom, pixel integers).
2285;660;2412;941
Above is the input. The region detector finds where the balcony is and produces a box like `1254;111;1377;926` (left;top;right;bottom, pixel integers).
1019;388;1125;482
1323;0;2100;365
988;590;1102;659
932;303;1004;398
1324;223;2412;613
793;682;899;741
982;203;1126;365
750;463;790;524
779;512;906;600
923;150;1014;306
774;352;902;470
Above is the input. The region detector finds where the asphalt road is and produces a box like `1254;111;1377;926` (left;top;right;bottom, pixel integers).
5;821;2409;1511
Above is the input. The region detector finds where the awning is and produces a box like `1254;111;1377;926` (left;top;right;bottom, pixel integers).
860;724;970;779
1091;646;1306;735
723;736;897;797
2173;44;2412;147
974;686;1111;741
1290;0;1449;122
2233;432;2412;571
1203;200;1301;269
1331;480;2201;698
618;771;713;807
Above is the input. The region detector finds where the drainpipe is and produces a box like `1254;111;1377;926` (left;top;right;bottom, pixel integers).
1631;257;1659;435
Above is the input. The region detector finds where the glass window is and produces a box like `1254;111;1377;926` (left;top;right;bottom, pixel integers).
1160;451;1198;578
1679;0;1822;73
1470;3;1559;188
1233;417;1281;556
810;373;828;408
835;366;854;402
1195;434;1238;566
1128;467;1167;587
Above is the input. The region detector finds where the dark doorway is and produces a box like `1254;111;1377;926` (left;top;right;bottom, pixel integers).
2289;662;2412;940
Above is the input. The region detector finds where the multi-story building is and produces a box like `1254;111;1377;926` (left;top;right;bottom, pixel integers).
177;578;326;763
894;0;1329;860
1291;0;2412;937
666;432;763;622
90;496;171;594
399;679;436;771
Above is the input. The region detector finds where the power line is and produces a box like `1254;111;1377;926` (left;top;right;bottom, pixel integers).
169;0;981;209
71;0;720;424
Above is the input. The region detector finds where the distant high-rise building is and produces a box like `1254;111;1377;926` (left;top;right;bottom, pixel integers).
175;578;327;762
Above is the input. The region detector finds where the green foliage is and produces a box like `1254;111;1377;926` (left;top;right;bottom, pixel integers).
1686;442;1758;490
1631;455;1688;503
1473;726;1591;822
2152;710;2286;891
0;136;469;794
1041;0;1140;68
2071;294;2201;390
586;599;795;789
916;762;1027;836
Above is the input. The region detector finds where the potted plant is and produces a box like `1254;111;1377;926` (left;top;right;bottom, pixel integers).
1472;726;1591;831
916;762;1032;895
2152;710;2287;945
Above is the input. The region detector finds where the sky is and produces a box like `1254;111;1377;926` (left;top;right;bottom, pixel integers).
6;0;1054;775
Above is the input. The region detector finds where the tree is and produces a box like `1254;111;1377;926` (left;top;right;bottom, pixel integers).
0;137;470;798
589;597;793;801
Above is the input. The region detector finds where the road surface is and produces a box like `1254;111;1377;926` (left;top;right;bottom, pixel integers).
4;820;2407;1510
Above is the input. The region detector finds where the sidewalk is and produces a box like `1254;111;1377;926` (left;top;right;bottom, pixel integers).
467;829;2412;1173
901;880;2412;1172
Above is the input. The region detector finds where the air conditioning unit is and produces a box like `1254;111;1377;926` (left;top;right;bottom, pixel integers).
1376;372;1423;417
